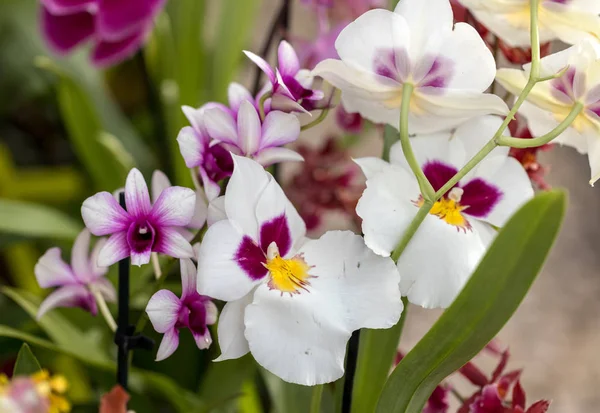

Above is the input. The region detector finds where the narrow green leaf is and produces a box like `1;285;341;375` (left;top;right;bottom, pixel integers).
36;58;127;191
13;343;42;376
382;125;399;162
0;199;81;240
0;325;203;413
376;190;566;413
351;298;408;413
1;287;110;365
211;0;260;102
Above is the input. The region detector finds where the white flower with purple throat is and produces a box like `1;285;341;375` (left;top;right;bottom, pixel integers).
356;116;534;309
145;259;217;361
311;0;508;133
81;168;196;267
196;155;402;385
245;40;325;113
34;229;116;319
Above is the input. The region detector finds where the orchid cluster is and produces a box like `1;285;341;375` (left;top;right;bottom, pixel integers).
16;0;598;410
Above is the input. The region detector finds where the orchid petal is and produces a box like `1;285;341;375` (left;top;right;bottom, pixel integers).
207;196;227;226
146;289;180;333
214;292;253;361
203;106;239;147
253;147;304;166
154;227;195;259
150;186;196;227
37;285;95;319
41;0;97;15
151;170;171;204
156;328;180;361
278;40;300;77
259;111;301;150
81;191;130;236
42;7;94;53
237;101;262;155
125;168;152;218
243;50;277;83
35;248;77;288
97;232;130;267
91;29;147;68
228;83;254;113
96;0;164;41
177;126;204;168
179;258;197;300
70;229;93;282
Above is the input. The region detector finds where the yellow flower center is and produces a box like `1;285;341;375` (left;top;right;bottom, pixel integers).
264;242;313;295
418;187;471;231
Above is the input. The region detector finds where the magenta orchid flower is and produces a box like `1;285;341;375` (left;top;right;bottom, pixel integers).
145;259;217;361
34;229;116;319
81;168;196;267
244;41;325;113
41;0;166;67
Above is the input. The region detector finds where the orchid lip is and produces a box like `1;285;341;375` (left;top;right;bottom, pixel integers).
127;219;157;253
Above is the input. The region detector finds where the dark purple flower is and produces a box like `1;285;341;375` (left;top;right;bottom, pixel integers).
40;0;166;67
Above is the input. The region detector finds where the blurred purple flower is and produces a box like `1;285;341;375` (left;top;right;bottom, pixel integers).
146;259;217;360
34;229;116;319
81;168;196;267
40;0;166;67
244;41;324;113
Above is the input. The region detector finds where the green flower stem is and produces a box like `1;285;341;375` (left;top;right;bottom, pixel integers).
259;91;272;121
399;84;436;201
390;200;433;262
91;287;117;333
310;384;324;413
301;107;331;131
497;102;584;148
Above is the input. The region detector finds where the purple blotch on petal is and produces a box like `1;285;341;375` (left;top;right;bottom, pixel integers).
460;178;503;218
126;220;156;254
373;48;410;83
234;236;268;280
416;56;454;90
422;161;459;194
259;214;292;257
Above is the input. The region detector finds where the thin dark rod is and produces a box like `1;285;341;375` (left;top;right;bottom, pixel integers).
342;330;361;413
117;192;130;389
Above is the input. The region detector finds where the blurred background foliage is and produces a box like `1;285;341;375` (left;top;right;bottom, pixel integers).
0;0;303;411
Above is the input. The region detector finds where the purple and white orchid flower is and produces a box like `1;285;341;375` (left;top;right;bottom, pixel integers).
34;229;116;319
196;155;402;385
244;40;325;113
41;0;166;67
81;168;196;267
145;259;217;361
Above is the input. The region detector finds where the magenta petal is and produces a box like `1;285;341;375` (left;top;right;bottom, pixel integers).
41;0;97;15
460;178;503;218
96;0;165;41
37;285;95;319
91;28;147;68
42;7;95;53
277;40;300;77
234;236;268;280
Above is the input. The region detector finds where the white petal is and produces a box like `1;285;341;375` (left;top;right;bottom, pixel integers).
389;131;462;173
260;111;301;150
156;328;180;361
70;229;92;281
179;258;197;300
398;214;491;309
299;231;403;330
146;289;181;333
585;133;600;185
35;248;76;288
150;186;196;227
451;115;509;166
204;106;239;146
193;330;213;350
81;192;129;236
253;147;304;166
467;9;531;47
244;50;276;83
155;227;195;259
37;285;91;319
97;232;130;267
189;190;208;230
89;236;108;278
356;166;420;257
244;283;351;385
335;9;410;72
207;196;227;226
205;300;218;325
340;92;399;128
278;40;300;77
225;155;271;239
177;126;204;168
214;292;253;362
91;278;116;302
434;23;496;91
394;0;452;62
151;170;171;204
131;249;152;267
237;101;261;155
125;168;152;218
354;157;392;180
228;82;253;113
196;220;264;301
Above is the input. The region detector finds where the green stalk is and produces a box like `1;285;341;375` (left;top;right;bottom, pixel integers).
310;385;324;413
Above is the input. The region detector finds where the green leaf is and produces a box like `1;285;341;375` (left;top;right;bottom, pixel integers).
36;58;127;191
1;287;110;365
382;125;399;162
351;298;408;413
0;199;81;240
210;0;260;102
0;325;203;413
376;190;566;413
13;343;42;376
